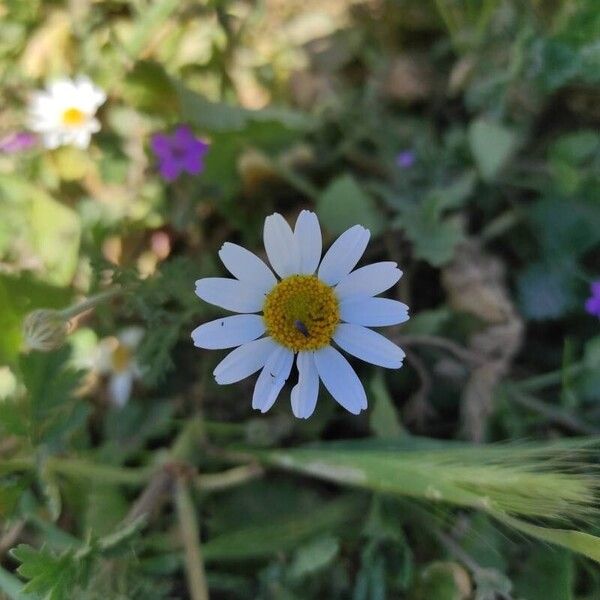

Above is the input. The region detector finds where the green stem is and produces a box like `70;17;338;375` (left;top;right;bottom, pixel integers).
48;457;152;486
196;464;263;493
514;362;585;392
175;478;209;600
274;162;320;199
58;288;123;320
504;384;599;435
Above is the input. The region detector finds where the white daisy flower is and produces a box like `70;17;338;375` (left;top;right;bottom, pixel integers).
96;327;144;408
28;75;106;149
192;211;409;418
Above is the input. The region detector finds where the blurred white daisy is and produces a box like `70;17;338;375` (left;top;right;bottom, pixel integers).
28;76;106;149
192;211;409;419
96;327;144;408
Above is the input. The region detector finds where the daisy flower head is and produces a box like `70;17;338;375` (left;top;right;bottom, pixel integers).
96;327;144;408
28;75;106;149
151;125;209;182
192;211;409;419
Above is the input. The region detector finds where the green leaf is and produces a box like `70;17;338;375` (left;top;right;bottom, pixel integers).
177;83;313;134
369;371;405;438
288;535;339;579
399;208;464;267
424;171;477;213
472;568;512;600
126;0;180;57
413;561;471;600
468;119;517;181
513;545;573;600
517;262;581;320
317;175;384;236
29;191;80;286
11;544;81;600
257;440;600;562
549;130;599;165
0;565;29;600
493;513;600;565
122;60;178;115
203;496;362;562
529;198;600;258
19;347;85;446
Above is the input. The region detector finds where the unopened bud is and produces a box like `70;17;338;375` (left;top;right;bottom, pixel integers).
22;309;69;352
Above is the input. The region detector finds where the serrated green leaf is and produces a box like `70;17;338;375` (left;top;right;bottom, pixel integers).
11;544;79;600
317;175;384;236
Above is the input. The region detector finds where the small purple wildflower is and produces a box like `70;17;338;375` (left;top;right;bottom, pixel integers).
585;281;600;318
0;131;38;153
151;125;209;182
395;150;415;169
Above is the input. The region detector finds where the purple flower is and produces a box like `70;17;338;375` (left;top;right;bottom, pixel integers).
151;125;209;182
585;281;600;318
395;150;415;169
0;131;38;153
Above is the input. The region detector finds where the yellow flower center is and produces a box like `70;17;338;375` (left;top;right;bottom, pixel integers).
61;107;86;126
111;344;132;373
263;275;339;352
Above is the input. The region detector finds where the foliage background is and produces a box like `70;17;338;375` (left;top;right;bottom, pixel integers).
1;0;600;598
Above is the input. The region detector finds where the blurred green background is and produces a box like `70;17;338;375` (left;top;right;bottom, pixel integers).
1;0;600;598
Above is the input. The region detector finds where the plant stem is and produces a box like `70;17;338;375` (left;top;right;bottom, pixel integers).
504;385;600;435
514;362;585;392
175;477;209;600
48;457;153;485
58;287;123;320
196;463;263;493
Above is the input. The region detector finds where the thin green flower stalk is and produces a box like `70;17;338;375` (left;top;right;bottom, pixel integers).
22;288;121;352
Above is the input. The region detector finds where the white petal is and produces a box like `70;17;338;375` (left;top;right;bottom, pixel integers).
252;346;294;413
195;278;266;313
291;352;319;419
192;315;265;349
109;372;133;408
340;297;410;327
213;337;278;384
118;327;144;348
218;242;276;293
313;345;367;414
294;210;322;274
72;129;92;149
318;225;370;286
335;262;402;300
333;323;405;368
263;213;301;277
95;340;114;374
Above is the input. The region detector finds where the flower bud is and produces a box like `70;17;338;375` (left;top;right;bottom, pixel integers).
22;309;69;352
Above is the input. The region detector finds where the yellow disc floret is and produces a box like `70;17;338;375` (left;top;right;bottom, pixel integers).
111;343;132;373
62;107;86;126
263;275;339;352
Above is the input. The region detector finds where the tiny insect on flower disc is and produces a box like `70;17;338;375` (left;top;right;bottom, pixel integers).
263;275;339;352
